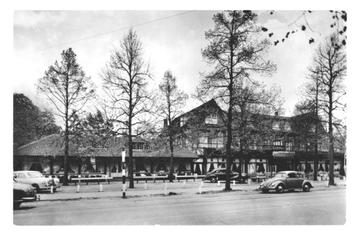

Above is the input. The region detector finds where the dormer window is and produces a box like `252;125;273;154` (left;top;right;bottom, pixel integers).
205;113;218;125
180;116;188;127
272;121;280;130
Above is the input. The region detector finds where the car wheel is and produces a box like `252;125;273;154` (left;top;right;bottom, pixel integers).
276;184;284;193
210;177;217;183
303;183;311;192
13;202;21;209
32;184;40;193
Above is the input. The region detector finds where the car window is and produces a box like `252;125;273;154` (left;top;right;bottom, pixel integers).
18;173;26;178
297;173;304;178
274;173;287;178
27;172;43;178
288;173;297;178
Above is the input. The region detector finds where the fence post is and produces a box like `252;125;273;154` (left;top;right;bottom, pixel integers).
199;181;204;194
76;183;80;193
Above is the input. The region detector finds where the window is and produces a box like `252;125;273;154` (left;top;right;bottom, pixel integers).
205;113;218;125
285;141;293;151
272;121;280;130
249;140;258;150
180;116;188;127
133;142;144;150
284;122;291;131
273;140;283;146
198;133;209;148
288;172;297;178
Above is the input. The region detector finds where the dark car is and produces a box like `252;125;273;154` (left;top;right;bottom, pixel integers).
13;180;37;209
204;168;240;183
259;171;313;193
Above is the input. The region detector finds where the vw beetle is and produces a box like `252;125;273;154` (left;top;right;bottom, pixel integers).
259;171;313;193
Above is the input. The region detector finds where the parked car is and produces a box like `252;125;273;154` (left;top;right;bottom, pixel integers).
259;171;313;193
13;171;60;192
13;180;37;209
135;170;152;177
156;170;168;176
204;168;241;183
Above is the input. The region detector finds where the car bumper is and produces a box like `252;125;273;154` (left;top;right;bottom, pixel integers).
14;194;39;203
258;185;276;191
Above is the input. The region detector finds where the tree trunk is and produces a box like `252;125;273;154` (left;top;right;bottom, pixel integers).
63;108;69;186
128;126;134;188
169;134;174;182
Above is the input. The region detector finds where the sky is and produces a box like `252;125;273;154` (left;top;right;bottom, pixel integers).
13;10;339;119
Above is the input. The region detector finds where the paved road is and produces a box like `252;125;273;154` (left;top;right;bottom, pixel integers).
14;188;345;225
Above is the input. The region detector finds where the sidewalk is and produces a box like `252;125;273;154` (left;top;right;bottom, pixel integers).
38;178;346;202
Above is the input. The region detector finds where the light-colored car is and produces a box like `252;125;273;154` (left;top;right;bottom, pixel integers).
13;171;60;192
258;171;313;193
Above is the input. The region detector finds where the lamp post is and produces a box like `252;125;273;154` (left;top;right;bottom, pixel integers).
122;148;126;198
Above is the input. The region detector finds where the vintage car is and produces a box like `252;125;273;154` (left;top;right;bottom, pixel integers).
135;170;152;177
13;180;38;209
259;171;313;193
13;170;60;192
204;168;242;183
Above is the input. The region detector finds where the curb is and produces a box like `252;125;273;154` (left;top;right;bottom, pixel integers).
38;184;346;202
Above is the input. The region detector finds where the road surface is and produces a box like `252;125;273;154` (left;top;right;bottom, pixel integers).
14;188;345;225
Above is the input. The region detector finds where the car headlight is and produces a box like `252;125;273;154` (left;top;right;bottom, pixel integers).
270;182;278;187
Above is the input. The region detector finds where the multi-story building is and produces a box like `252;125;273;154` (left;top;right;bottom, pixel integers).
171;99;345;177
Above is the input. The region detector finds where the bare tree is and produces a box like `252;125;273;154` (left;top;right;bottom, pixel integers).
38;48;95;185
157;71;188;181
295;66;324;180
102;29;151;188
197;11;276;191
311;34;346;185
232;82;282;178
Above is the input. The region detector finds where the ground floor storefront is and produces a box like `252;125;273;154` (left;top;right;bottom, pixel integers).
191;149;346;177
14;155;195;177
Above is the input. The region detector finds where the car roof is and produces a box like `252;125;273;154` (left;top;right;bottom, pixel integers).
14;170;41;173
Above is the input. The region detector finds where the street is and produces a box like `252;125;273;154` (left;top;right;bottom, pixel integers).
14;187;345;225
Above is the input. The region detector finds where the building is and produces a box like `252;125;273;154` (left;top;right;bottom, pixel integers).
171;99;345;176
14;99;345;178
14;134;197;176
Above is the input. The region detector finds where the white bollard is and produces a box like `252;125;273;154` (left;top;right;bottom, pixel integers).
199;181;203;194
233;180;236;186
217;181;221;186
76;183;80;193
144;182;147;190
50;185;54;194
99;183;103;192
248;179;251;185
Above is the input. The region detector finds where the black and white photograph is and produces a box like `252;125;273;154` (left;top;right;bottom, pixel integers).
4;0;357;230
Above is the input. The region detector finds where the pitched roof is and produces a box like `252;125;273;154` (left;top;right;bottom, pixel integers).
15;134;197;159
